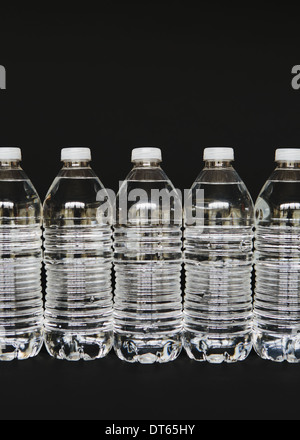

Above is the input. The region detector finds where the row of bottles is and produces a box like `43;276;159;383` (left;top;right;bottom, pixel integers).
0;146;299;364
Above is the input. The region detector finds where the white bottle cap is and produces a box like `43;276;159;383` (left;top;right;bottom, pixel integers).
275;148;300;162
61;147;92;162
0;147;22;161
203;147;234;161
132;147;162;162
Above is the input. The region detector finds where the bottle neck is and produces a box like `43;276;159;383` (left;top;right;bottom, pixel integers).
204;160;234;168
0;160;21;169
277;161;300;169
62;160;91;168
132;160;161;168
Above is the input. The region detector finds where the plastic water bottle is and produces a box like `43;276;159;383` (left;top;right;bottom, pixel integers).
183;148;254;363
43;148;113;361
113;148;183;364
0;147;43;361
253;148;300;362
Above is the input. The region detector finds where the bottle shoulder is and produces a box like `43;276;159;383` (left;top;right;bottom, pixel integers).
0;169;41;223
44;168;105;205
115;166;182;226
123;166;175;184
43;168;111;225
193;167;245;184
255;172;300;225
117;166;180;199
188;167;254;224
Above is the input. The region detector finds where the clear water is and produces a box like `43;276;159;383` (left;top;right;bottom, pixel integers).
43;168;113;361
113;169;183;364
0;172;43;361
183;167;254;363
253;176;300;362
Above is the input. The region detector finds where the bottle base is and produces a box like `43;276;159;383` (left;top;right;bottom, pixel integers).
253;331;300;363
44;330;113;361
183;331;252;364
114;333;182;364
0;329;43;361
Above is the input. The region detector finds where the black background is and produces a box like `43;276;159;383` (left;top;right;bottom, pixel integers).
0;3;300;421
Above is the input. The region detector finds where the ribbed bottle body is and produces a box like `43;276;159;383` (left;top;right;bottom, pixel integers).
43;170;113;361
0;174;43;361
183;169;254;363
253;175;300;362
113;170;183;364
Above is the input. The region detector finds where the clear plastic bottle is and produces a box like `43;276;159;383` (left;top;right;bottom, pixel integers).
43;148;113;361
183;148;254;363
253;148;300;362
113;147;183;364
0;147;43;361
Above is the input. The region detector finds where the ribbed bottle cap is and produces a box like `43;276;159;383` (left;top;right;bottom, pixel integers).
203;147;234;161
275;148;300;162
61;148;92;162
0;147;22;161
132;147;162;162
